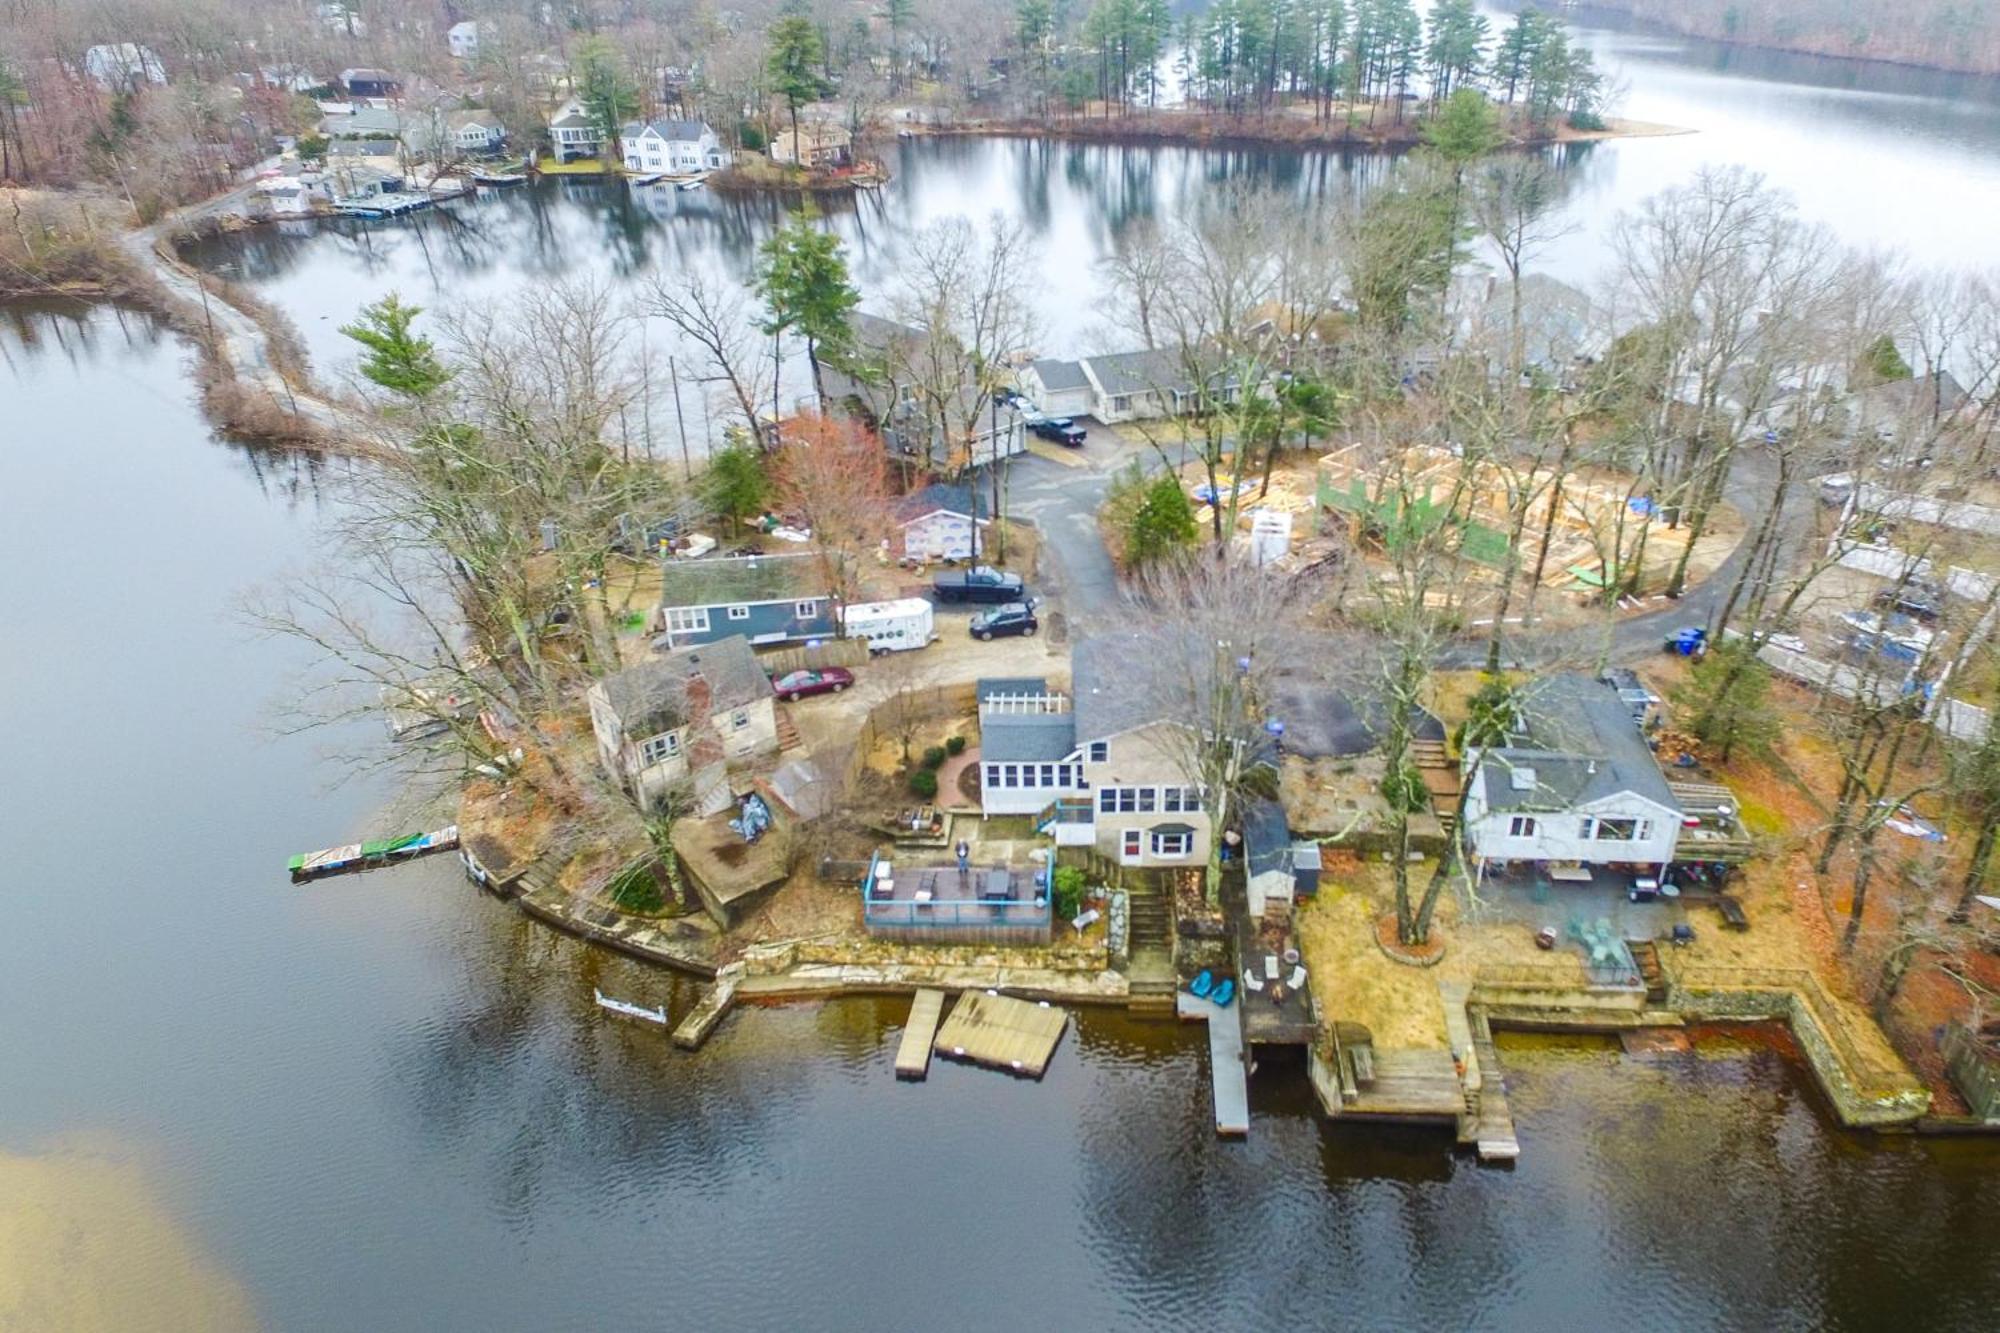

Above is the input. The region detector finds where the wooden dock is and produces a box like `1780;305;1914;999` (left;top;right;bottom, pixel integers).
672;973;738;1049
1442;981;1520;1161
933;990;1068;1077
896;989;946;1079
1177;992;1250;1137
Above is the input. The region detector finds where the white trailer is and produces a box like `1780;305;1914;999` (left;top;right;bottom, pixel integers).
841;598;936;654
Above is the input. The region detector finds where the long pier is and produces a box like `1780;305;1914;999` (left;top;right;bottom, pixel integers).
1178;992;1250;1137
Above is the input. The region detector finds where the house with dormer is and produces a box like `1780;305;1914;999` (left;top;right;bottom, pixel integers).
619;118;730;174
1460;673;1683;875
587;634;777;813
547;98;601;163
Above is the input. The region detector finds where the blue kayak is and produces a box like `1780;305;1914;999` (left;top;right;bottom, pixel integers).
1189;969;1215;998
1212;978;1236;1007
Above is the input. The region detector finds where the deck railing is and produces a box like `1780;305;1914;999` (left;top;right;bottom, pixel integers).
858;849;1051;931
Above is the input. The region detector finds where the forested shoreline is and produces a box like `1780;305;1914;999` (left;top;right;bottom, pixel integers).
1574;0;2000;77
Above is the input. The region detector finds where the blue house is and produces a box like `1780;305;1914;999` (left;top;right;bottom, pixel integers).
656;552;841;649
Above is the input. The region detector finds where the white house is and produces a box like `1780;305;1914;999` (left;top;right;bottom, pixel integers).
447;108;506;155
1461;673;1684;875
83;44;166;91
974;641;1218;871
1019;358;1095;420
896;482;990;563
618;118;730;174
586;634;778;813
447;20;480;59
547;98;601;163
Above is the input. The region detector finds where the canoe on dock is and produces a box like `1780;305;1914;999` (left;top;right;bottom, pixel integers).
288;825;459;881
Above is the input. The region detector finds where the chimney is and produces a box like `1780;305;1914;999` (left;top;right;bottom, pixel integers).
684;671;713;721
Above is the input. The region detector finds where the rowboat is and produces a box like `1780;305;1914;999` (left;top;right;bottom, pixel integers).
288;825;460;881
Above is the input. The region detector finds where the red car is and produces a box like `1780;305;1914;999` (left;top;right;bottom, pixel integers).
771;667;854;702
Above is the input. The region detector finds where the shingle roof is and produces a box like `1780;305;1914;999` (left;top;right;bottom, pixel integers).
1478;674;1680;815
1082;348;1186;396
1071;632;1157;745
1028;358;1090;393
977;676;1048;702
660;552;832;608
898;481;979;521
622;118;713;142
1271;679;1444;759
600;634;772;737
980;712;1078;763
1242;798;1293;880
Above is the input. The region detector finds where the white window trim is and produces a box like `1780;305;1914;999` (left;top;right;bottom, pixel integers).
639;731;681;766
1152;830;1190;858
795;600;820;619
726;604;750;621
1508;815;1537;837
666;606;710;635
1120;829;1142;864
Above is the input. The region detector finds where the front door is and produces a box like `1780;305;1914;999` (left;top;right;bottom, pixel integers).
1121;829;1142;864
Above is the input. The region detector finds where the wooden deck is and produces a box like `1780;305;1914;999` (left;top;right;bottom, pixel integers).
1178;992;1250;1137
896;989;946;1080
933;990;1068;1078
1343;1048;1464;1120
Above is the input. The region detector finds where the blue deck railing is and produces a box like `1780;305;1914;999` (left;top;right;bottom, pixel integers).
859;850;1051;930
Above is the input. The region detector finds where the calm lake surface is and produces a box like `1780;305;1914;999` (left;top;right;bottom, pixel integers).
14;13;2000;1331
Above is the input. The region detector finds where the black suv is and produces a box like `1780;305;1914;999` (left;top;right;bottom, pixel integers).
970;601;1039;640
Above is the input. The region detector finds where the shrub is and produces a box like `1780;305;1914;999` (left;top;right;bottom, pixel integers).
739;123;766;151
1567;108;1606;132
921;744;948;770
1052;865;1085;920
945;734;967;756
608;863;665;914
907;768;939;798
1126;472;1198;565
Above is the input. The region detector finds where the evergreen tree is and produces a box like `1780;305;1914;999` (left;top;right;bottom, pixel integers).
766;15;829;161
702;442;769;533
755;209;860;408
572;37;638;151
339;294;451;401
1127;472;1199;564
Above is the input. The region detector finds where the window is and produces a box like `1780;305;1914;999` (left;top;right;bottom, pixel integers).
1040;764;1055;787
987;764;1002;790
1004;765;1019;788
1636;820;1653;842
1121;830;1142;862
1021;766;1036;788
1595;817;1639;841
1508;816;1537;838
1112;394;1132;413
1163;788;1182;813
1152;830;1191;858
1108;788;1137;813
1137;787;1157;813
731;709;750;731
726;605;750;621
795;600;820;619
1088;741;1108;763
639;731;680;766
1099;787;1116;814
665;606;709;635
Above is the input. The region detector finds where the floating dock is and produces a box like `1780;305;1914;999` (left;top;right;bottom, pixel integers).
1178;992;1250;1137
895;989;946;1079
288;825;458;881
933;990;1067;1078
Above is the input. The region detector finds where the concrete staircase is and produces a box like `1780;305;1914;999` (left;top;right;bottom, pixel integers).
1124;876;1178;1015
774;706;803;751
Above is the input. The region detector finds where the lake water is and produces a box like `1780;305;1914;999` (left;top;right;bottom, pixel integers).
15;11;2000;1329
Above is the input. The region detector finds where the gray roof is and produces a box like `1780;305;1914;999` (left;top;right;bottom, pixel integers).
1083;348;1188;396
660;552;832;608
979;712;1078;763
1242;798;1292;880
1478;674;1680;815
602;633;771;736
549;109;593;129
1028;358;1090;393
622;118;713;142
450;108;502;131
1272;680;1444;759
899;481;980;521
1071;632;1157;745
977;676;1048;702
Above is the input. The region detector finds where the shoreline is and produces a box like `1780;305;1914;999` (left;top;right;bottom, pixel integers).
1573;0;2000;79
915;112;1693;155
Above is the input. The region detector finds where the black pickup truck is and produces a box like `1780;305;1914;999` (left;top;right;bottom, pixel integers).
932;565;1026;604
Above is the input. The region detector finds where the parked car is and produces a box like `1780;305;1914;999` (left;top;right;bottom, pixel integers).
933;565;1026;604
770;667;854;702
1874;580;1946;623
970;601;1039;640
1029;416;1087;446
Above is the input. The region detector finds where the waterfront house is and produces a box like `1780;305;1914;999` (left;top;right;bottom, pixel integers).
547;98;602;163
447;20;480;59
618;118;730;174
1018;349;1239;424
769;121;852;169
587;634;777;812
973;642;1216;870
896;482;990;562
860;850;1050;945
448;109;506;155
656;551;841;650
1460;673;1683;876
821;312;1026;471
